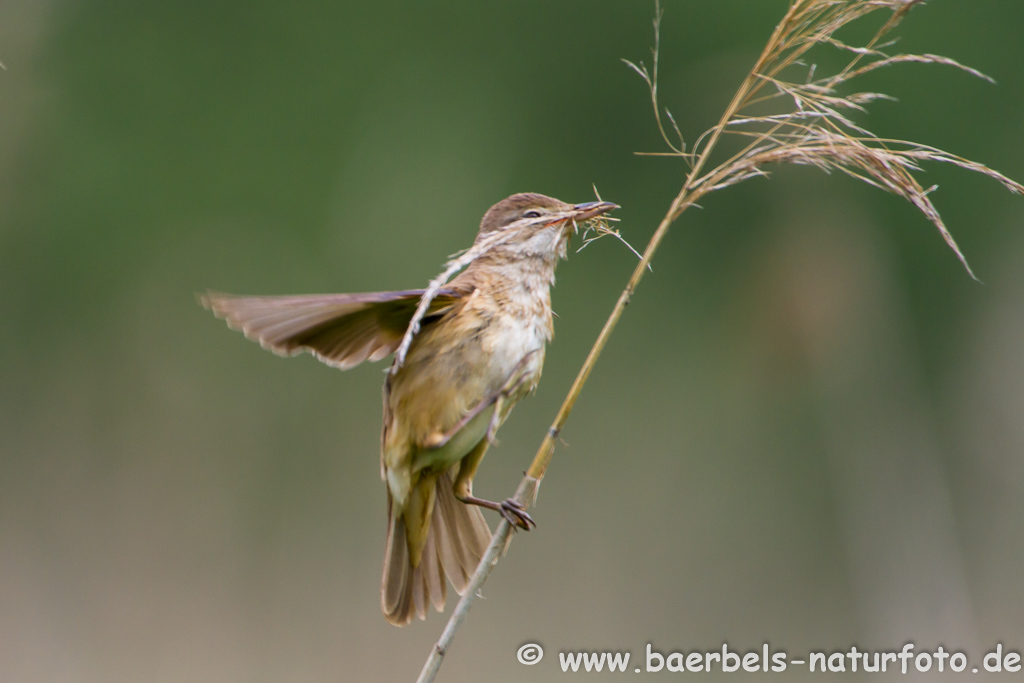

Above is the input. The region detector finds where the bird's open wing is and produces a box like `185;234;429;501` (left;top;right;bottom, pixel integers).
201;288;465;370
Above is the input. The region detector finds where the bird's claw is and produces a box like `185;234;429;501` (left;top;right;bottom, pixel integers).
499;499;535;531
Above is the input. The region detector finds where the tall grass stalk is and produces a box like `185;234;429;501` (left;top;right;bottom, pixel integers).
416;2;1022;680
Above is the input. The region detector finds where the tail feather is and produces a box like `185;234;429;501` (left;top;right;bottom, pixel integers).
381;504;413;623
380;471;492;625
411;565;426;621
421;526;446;612
434;472;491;594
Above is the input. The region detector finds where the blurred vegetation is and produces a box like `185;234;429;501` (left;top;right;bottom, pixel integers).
1;1;1022;681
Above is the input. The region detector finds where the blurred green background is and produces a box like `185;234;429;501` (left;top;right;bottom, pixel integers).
2;1;1022;680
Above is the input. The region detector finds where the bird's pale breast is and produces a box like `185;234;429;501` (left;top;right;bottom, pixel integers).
381;265;555;507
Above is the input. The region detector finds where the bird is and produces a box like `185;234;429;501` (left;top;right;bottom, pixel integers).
202;192;618;624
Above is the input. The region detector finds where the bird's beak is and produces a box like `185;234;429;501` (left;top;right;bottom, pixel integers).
571;201;619;221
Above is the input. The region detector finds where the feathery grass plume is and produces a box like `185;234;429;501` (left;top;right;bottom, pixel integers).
415;2;1023;681
625;0;1023;281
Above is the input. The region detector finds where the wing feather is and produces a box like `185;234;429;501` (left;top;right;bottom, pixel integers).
200;288;464;370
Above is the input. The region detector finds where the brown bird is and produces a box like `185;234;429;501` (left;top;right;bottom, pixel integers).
202;193;618;625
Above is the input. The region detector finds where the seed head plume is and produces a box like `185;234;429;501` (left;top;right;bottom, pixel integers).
625;0;1024;281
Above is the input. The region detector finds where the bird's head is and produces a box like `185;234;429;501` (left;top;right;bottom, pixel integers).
475;192;619;259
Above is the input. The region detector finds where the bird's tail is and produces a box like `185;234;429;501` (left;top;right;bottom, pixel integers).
381;471;492;625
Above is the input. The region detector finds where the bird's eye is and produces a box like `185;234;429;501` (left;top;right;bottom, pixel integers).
523;210;542;219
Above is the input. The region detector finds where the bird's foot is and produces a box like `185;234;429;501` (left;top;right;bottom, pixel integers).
499;498;536;531
459;495;536;531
